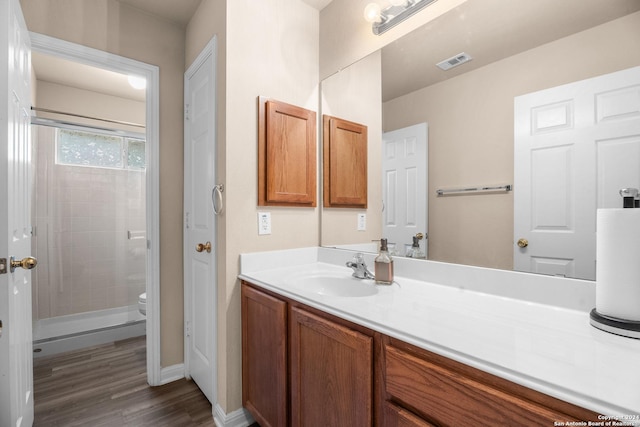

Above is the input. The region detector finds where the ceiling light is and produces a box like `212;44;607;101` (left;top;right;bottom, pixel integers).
128;75;146;90
365;0;438;35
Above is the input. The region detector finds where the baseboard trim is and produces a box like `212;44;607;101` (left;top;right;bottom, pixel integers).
157;367;254;426
159;364;184;385
213;404;254;427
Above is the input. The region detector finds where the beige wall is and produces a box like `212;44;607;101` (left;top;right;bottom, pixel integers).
382;12;640;270
320;50;383;246
35;80;145;132
21;0;186;366
186;0;319;413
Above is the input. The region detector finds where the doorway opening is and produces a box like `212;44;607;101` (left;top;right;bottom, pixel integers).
29;33;161;385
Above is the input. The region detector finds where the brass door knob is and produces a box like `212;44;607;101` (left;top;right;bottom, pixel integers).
517;238;529;248
10;256;37;273
196;242;212;253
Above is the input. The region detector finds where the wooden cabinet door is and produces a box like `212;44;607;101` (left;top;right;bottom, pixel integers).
258;98;317;206
323;115;368;208
241;283;288;427
290;306;373;427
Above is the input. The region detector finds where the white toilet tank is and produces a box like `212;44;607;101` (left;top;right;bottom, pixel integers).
138;292;147;316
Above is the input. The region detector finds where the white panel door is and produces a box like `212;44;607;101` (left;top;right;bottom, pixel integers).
184;39;217;404
382;123;428;256
0;0;34;425
514;66;640;280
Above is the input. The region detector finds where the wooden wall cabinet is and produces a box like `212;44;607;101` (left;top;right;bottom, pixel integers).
258;97;317;207
323;115;368;208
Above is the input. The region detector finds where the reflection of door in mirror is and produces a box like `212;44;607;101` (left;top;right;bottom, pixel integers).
514;66;640;280
382;123;428;257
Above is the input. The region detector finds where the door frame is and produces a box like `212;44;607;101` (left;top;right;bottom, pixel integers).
30;33;162;385
183;35;218;406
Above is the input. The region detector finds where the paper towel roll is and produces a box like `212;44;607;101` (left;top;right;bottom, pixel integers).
596;208;640;321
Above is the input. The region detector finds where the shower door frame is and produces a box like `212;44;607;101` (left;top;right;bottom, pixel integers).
29;33;162;385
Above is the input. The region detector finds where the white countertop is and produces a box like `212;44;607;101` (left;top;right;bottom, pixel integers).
239;247;640;421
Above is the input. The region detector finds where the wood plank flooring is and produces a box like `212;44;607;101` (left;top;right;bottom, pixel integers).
33;336;216;427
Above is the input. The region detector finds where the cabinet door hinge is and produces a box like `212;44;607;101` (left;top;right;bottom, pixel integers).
185;104;190;121
185;320;191;337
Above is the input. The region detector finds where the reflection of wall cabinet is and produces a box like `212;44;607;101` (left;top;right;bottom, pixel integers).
323;115;368;208
258;98;317;207
241;281;599;427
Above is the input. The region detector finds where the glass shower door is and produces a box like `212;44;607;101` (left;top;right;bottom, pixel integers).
32;125;147;338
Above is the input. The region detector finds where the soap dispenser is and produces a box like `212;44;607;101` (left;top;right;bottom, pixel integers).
407;235;424;258
375;238;394;285
619;188;639;208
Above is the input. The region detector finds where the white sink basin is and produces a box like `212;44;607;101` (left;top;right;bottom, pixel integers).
286;273;378;297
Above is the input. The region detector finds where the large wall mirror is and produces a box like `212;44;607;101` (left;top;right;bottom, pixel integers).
320;0;640;280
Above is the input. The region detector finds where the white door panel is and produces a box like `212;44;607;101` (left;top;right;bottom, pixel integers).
191;258;211;364
382;123;428;256
514;66;640;280
184;38;217;405
1;0;34;425
596;136;640;208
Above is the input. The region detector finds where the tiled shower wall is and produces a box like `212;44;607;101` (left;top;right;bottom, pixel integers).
32;126;146;320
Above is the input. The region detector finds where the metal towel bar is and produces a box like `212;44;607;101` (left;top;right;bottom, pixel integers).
436;184;512;196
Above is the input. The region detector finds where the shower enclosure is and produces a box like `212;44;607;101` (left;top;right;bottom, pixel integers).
31;124;147;355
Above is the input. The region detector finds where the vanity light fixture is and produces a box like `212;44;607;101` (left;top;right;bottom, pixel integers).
364;0;438;35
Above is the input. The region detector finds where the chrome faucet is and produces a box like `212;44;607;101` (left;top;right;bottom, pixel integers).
346;253;374;280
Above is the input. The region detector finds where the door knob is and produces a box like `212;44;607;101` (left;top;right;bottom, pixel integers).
196;242;212;253
517;238;528;248
10;256;37;273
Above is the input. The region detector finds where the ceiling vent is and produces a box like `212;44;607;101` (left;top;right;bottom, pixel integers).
436;52;473;71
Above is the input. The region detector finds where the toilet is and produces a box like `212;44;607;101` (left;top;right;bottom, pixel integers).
138;292;147;316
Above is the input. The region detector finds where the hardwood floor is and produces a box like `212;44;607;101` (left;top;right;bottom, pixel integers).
33;336;216;426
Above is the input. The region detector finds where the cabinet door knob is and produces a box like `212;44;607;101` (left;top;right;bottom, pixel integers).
196;242;212;253
517;238;528;248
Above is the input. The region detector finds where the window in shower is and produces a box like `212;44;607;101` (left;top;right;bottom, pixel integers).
32;126;147;337
56;129;146;170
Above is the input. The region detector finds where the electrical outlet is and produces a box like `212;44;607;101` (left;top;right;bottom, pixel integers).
258;212;271;235
357;213;366;231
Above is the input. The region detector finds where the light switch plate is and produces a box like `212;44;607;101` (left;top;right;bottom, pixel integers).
357;213;366;231
258;212;271;235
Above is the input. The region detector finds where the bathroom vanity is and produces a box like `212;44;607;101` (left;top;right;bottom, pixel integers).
239;247;640;426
